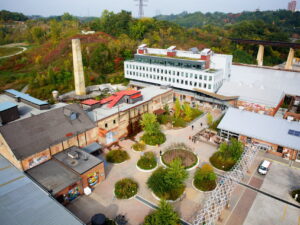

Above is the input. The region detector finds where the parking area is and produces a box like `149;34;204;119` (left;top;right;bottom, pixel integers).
243;161;300;225
259;160;300;204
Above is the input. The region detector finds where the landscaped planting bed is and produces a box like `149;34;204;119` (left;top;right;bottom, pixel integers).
209;152;237;171
137;152;157;170
193;164;217;192
114;178;138;199
147;167;186;201
106;150;129;164
141;132;166;146
132;141;146;151
162;143;197;169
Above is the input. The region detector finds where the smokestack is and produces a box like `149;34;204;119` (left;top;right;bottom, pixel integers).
72;39;86;96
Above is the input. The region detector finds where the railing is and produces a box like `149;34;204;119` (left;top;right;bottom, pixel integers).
192;145;259;225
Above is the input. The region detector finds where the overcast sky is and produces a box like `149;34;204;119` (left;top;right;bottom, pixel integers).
0;0;294;17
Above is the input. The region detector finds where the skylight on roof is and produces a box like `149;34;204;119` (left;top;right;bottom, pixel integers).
288;129;300;137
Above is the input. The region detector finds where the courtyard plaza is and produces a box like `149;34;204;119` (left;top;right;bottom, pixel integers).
68;107;299;225
67;109;222;224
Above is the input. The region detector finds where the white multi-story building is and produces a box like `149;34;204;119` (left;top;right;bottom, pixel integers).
124;44;232;93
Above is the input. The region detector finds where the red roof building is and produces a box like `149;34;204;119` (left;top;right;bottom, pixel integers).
101;90;142;108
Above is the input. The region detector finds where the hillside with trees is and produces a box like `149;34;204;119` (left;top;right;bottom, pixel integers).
0;10;299;101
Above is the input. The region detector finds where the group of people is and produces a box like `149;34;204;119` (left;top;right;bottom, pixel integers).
189;122;204;143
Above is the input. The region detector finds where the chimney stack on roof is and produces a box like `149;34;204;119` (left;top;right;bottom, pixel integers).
72;39;86;96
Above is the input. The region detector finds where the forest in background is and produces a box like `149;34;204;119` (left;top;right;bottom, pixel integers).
0;9;299;100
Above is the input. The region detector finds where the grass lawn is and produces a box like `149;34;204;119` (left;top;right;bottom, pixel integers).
0;47;23;57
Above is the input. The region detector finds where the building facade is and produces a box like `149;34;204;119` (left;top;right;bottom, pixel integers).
125;45;232;94
218;108;300;161
85;86;174;146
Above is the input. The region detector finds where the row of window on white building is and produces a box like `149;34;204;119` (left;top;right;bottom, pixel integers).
126;64;213;81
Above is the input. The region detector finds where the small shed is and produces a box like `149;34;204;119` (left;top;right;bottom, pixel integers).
0;102;19;124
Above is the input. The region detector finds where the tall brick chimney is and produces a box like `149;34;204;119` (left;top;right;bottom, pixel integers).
72;39;86;96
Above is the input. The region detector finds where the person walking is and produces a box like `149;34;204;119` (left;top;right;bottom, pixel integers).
192;125;194;130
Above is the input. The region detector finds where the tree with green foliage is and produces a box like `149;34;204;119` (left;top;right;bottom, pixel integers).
210;138;244;171
174;98;181;118
194;164;217;191
206;112;213;127
164;158;188;190
140;113;166;145
140;113;161;136
182;103;193;121
143;199;179;225
147;159;188;200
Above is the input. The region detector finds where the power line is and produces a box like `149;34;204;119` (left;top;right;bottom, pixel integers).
134;0;148;18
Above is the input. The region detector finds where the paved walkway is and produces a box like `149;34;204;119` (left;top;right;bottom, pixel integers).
67;111;222;225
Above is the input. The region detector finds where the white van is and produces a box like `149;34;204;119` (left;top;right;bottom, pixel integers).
257;160;271;175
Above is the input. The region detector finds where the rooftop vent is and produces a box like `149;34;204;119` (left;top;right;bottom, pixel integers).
68;151;79;159
64;108;78;120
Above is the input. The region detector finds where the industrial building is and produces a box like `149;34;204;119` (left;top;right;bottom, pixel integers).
0;89;67;125
0;155;85;225
218;108;300;161
218;65;300;117
125;44;232;93
83;86;173;145
0;104;99;171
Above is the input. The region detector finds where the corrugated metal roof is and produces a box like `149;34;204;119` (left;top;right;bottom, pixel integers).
217;81;284;107
0;102;17;112
81;99;101;106
218;108;300;150
228;65;300;96
5;89;48;106
0;155;85;225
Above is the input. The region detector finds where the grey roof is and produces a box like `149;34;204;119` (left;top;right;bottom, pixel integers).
0;102;17;112
217;81;285;107
0;93;67;123
87;86;172;121
0;104;96;160
26;159;81;195
54;146;103;174
218;108;300;150
83;142;102;154
0;155;85;225
5;89;48;106
228;65;300;96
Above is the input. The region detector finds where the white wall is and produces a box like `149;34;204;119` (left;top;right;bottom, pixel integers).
125;61;223;93
211;54;233;80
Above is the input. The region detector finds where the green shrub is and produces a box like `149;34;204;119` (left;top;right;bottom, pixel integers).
141;132;166;146
209;152;236;171
132;142;146;151
291;189;300;203
137;152;157;170
194;164;217;191
191;108;203;120
147;159;188;200
172;117;186;128
143;200;179;225
157;114;172;125
106;150;130;163
104;219;117;225
209;115;224;131
114;178;138;199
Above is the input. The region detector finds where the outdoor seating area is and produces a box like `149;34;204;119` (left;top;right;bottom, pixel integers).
192;129;225;145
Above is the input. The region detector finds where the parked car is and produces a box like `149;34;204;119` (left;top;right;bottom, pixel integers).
257;160;271;175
